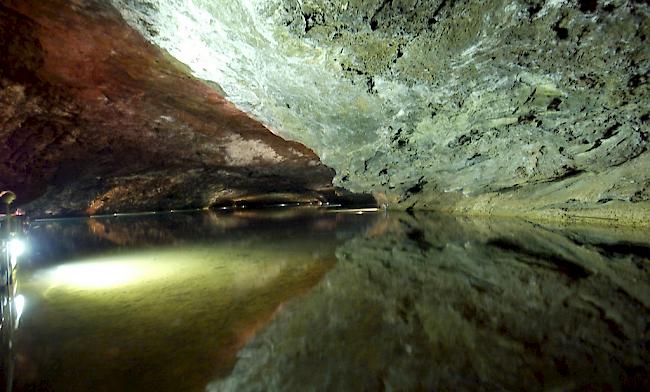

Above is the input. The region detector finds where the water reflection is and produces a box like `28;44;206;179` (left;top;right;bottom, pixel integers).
211;212;650;392
8;209;378;392
3;209;650;391
1;215;28;392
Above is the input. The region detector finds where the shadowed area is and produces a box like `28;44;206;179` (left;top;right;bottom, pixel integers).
0;0;336;217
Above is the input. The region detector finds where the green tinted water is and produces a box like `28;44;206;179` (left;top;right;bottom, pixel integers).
3;209;650;391
7;209;370;392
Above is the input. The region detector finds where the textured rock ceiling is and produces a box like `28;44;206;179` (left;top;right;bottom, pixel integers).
110;0;650;225
0;0;337;216
1;0;649;223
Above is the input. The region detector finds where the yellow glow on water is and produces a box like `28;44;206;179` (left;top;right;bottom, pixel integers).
37;249;221;292
49;261;147;289
9;238;26;257
16;242;337;392
9;238;26;268
39;247;294;292
14;294;25;327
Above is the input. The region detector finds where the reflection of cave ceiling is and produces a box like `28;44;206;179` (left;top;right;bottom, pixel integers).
209;212;650;391
1;0;649;224
111;0;650;225
0;0;335;216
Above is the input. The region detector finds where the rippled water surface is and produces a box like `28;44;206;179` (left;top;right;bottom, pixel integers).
2;209;649;391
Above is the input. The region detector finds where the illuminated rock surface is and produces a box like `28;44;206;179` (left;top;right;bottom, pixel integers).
111;0;650;224
1;0;649;222
0;0;335;216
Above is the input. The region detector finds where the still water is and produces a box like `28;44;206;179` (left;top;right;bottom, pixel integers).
2;209;649;391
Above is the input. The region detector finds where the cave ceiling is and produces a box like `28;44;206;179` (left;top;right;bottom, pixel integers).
1;0;649;224
112;0;650;224
0;0;336;216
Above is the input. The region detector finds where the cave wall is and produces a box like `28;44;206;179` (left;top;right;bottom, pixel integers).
111;0;650;225
0;0;335;216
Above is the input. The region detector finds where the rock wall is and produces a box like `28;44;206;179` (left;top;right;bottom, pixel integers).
112;0;650;224
0;0;335;216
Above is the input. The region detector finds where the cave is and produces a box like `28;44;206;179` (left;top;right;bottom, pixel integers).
1;0;649;390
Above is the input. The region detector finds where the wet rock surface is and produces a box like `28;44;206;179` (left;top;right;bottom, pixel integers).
0;0;335;217
209;212;650;391
113;0;650;224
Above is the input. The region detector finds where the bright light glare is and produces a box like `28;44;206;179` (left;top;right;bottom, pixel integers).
14;294;25;328
9;238;25;257
8;238;25;269
51;262;144;289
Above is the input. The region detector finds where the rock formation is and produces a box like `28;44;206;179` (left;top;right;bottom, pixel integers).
111;0;650;224
0;0;335;217
1;0;649;224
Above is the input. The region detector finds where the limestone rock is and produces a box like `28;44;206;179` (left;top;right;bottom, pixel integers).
0;0;335;216
111;0;650;223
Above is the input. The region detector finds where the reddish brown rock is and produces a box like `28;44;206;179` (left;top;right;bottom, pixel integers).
0;0;335;216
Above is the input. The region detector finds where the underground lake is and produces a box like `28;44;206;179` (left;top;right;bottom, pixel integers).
1;208;649;391
2;1;650;390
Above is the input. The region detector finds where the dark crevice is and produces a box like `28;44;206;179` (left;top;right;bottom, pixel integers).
602;3;616;12
391;128;403;143
610;146;647;167
528;4;542;18
449;130;481;148
585;298;628;340
543;168;585;183
547;97;562;111
487;238;591;280
628;72;647;88
585;123;621;152
427;0;448;26
406;177;427;195
578;0;598;13
494;183;522;193
406;228;432;252
369;0;391;31
366;76;375;94
591;241;650;259
640;113;649;123
552;21;569;39
518;113;537;124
